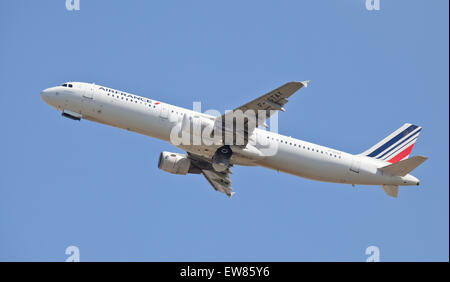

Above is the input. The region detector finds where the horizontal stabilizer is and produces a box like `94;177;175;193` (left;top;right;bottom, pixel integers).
382;185;399;198
379;156;428;177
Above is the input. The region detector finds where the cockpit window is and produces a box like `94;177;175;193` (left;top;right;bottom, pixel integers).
61;83;68;87
68;84;73;88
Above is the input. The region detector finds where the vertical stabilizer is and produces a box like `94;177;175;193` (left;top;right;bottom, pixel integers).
361;123;422;163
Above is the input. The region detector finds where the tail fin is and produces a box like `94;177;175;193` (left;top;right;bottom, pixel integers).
361;123;422;163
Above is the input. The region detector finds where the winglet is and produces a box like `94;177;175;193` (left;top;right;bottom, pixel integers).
301;80;310;88
228;192;236;199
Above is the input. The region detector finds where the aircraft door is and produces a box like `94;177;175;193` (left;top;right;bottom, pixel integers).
82;84;94;99
350;156;361;173
160;104;169;119
81;84;99;116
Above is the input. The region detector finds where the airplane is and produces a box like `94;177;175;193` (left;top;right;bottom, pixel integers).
40;81;427;198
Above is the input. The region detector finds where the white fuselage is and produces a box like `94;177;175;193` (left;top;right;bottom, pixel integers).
40;82;419;188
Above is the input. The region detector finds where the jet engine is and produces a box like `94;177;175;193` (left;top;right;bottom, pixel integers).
212;145;233;172
157;151;201;175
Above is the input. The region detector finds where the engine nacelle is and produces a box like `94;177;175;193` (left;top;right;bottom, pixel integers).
212;145;232;172
157;151;192;175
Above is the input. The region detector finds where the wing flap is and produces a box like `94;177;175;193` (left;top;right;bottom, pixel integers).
201;169;235;199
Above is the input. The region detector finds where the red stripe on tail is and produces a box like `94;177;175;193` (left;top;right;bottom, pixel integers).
387;144;415;163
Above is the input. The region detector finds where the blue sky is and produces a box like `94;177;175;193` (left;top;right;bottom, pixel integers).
0;0;448;261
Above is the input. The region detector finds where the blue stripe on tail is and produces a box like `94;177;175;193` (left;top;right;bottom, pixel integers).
367;124;418;158
376;128;421;159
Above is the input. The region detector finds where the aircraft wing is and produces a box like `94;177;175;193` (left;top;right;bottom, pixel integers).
187;153;234;198
231;81;309;119
187;81;309;197
215;81;309;144
201;169;234;198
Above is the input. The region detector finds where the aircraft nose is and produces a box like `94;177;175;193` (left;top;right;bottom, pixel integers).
40;87;57;106
40;89;49;101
